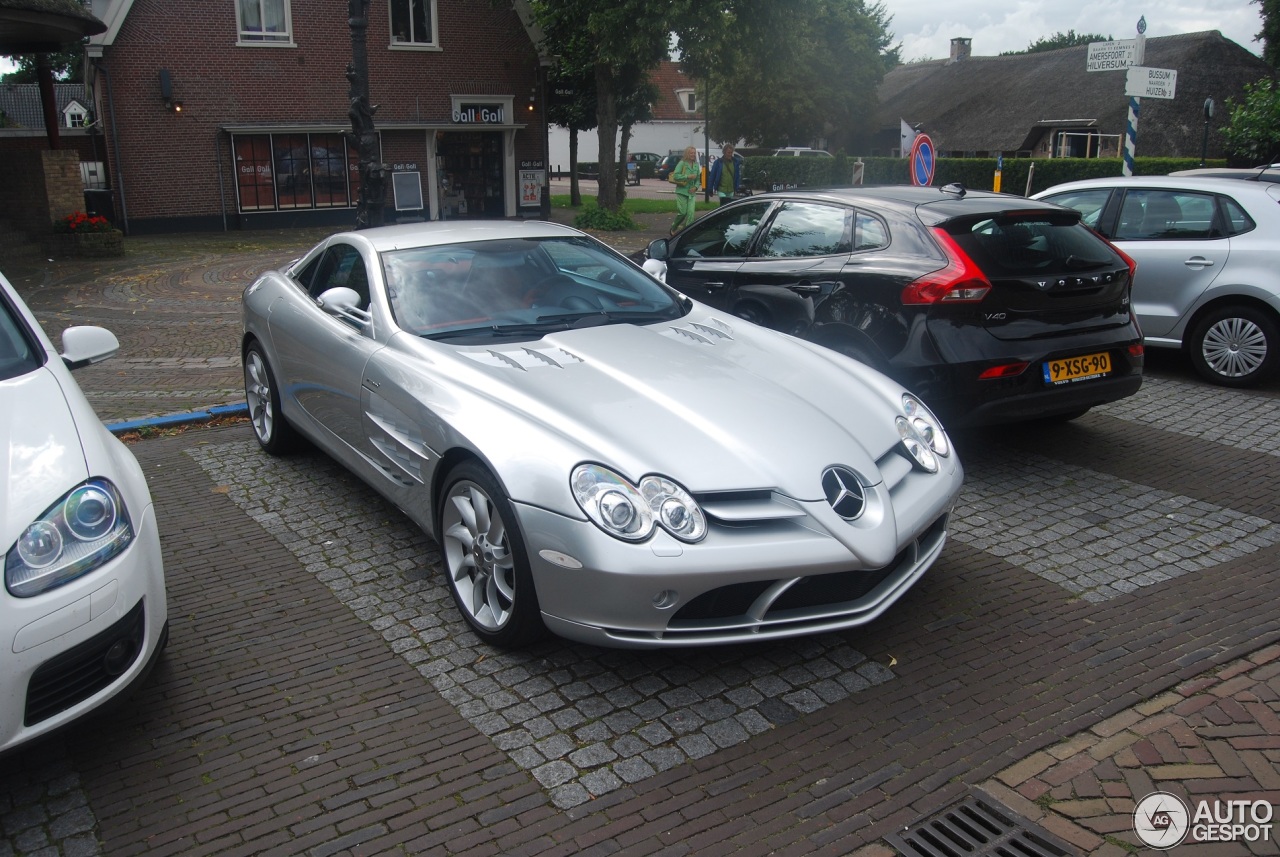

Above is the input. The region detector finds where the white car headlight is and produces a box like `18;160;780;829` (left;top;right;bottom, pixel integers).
896;395;951;473
5;479;134;598
572;465;706;543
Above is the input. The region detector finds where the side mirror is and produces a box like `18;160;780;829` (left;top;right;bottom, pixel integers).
646;237;669;262
317;287;372;327
642;259;668;284
61;326;119;370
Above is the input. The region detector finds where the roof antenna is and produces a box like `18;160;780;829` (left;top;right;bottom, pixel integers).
941;182;967;197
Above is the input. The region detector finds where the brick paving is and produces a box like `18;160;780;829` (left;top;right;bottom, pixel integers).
2;215;1280;856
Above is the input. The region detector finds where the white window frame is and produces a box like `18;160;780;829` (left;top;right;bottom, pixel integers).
236;0;295;47
388;0;441;51
676;89;697;114
63;101;88;128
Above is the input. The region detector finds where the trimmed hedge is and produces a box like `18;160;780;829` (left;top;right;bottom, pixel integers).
740;155;1228;197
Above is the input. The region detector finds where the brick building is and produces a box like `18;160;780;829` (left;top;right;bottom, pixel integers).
84;0;548;234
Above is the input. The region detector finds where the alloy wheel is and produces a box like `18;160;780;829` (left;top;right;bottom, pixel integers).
442;481;515;631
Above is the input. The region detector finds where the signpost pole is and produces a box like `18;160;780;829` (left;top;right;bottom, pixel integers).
1122;18;1147;178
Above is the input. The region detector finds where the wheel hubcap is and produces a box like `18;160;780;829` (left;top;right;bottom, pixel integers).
245;352;274;442
443;483;514;631
1202;317;1267;378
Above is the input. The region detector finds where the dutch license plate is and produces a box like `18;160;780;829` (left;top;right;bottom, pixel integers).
1043;352;1111;385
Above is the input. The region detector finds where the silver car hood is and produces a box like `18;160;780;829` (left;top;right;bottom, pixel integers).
435;314;912;500
0;368;89;550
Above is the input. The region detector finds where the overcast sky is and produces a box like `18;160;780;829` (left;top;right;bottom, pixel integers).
889;0;1263;62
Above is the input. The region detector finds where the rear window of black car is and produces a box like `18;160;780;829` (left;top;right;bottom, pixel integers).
944;215;1121;278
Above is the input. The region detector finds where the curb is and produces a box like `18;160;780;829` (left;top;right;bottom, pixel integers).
105;402;248;435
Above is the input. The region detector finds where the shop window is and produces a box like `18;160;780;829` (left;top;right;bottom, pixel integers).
390;0;438;47
233;132;366;214
237;0;292;44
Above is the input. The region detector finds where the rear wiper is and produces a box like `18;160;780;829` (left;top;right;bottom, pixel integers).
1063;255;1111;270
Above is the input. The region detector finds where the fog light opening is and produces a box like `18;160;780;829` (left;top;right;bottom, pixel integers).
652;590;678;609
102;639;137;677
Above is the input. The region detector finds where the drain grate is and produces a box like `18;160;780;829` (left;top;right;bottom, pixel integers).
884;791;1079;857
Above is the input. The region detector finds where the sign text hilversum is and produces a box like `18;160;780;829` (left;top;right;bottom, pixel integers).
1087;40;1137;71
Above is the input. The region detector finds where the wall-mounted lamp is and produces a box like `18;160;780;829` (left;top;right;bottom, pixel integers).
159;69;183;113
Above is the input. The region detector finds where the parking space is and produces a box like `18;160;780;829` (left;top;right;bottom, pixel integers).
2;224;1279;856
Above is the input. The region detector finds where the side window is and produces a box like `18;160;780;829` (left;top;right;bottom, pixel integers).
1114;190;1216;240
755;202;852;258
1219;196;1255;236
854;211;889;251
389;0;439;47
308;244;370;309
671;201;772;258
1041;189;1113;231
237;0;292;44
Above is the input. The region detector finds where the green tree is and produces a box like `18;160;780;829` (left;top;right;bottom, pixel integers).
1000;30;1112;55
1;48;83;83
1257;0;1280;68
681;0;897;154
531;0;673;210
1222;77;1280;163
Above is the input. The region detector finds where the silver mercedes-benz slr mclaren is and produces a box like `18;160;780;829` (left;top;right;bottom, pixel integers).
241;220;964;649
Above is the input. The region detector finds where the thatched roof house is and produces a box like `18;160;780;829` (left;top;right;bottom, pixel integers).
873;31;1274;160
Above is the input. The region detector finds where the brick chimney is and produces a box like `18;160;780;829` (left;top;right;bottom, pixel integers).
949;37;972;63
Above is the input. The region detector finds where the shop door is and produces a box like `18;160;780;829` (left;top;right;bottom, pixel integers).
437;131;505;218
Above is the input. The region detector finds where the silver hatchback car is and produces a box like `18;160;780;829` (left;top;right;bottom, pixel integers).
1035;176;1280;387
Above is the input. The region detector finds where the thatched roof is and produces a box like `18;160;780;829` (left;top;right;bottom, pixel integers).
0;0;106;54
877;31;1274;158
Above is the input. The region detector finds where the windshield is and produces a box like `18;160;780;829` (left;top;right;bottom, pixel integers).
381;236;686;341
0;293;41;382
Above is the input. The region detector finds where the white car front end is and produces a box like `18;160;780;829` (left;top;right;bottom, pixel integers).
1;276;167;755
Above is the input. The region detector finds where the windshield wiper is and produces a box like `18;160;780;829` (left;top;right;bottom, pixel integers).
1063;255;1111;270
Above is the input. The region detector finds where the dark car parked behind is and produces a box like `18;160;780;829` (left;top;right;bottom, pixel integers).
641;185;1144;428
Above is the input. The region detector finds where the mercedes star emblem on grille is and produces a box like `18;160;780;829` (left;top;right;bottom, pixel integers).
822;466;866;520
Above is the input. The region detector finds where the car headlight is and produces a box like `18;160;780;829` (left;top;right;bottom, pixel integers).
896;395;951;473
572;465;706;543
5;479;134;598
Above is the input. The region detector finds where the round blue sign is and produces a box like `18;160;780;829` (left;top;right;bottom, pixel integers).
909;133;935;186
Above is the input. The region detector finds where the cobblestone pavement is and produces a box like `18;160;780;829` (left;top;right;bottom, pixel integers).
2;221;1280;856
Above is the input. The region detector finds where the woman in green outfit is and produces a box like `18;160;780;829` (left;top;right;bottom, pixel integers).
669;146;701;236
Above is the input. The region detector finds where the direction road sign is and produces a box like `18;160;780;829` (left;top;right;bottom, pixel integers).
1125;66;1177;100
1087;40;1137;71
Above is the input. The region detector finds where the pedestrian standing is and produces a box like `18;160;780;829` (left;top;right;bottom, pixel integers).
669;146;701;236
708;144;744;206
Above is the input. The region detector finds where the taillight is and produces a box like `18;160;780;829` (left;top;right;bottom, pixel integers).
977;362;1029;380
902;228;993;305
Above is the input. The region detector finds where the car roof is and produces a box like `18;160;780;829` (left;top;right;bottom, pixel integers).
333;219;586;253
749;185;1071;219
1167;166;1280;183
1035;175;1280;196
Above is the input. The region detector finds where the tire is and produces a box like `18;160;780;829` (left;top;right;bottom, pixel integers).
243;342;299;455
1188;306;1279;388
438;460;546;648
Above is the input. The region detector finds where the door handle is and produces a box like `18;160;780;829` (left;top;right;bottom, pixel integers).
1184;257;1215;269
704;281;727;291
787;281;821;294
